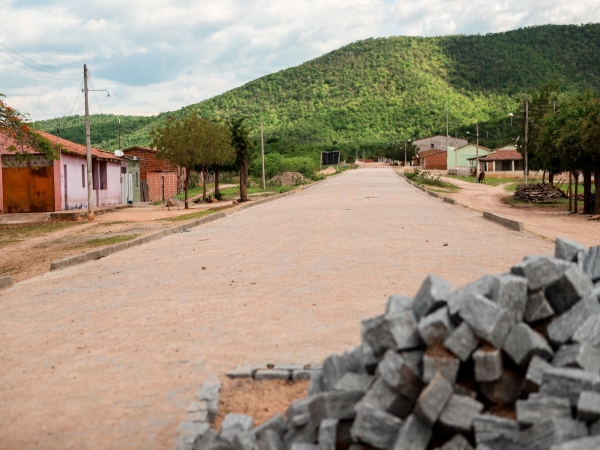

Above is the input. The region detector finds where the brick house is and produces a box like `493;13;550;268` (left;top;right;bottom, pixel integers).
414;149;447;170
122;147;182;202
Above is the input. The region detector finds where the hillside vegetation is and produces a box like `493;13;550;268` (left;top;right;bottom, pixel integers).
34;24;600;157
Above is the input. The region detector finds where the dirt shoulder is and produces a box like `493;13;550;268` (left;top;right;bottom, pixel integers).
438;175;600;247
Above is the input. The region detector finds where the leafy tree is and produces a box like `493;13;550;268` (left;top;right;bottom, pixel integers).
228;116;254;202
1;93;55;159
580;97;600;213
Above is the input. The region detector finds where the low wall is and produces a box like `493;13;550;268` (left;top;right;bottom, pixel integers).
483;211;524;232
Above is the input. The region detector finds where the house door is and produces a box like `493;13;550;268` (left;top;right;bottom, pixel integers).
63;164;68;209
128;173;133;203
121;168;128;204
1;164;55;213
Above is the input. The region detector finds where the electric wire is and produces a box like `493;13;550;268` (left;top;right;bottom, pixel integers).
0;54;81;81
0;48;81;78
88;71;104;115
0;42;81;74
68;79;84;117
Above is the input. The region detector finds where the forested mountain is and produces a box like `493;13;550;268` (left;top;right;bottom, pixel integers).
33;24;600;156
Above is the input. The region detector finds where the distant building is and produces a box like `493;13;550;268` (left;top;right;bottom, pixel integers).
447;144;493;170
413;135;468;153
1;131;123;214
122;147;181;203
414;149;447;170
471;149;524;174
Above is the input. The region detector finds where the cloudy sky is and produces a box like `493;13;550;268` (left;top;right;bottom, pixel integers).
1;0;598;121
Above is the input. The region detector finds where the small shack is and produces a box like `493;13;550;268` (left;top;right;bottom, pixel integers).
472;149;524;174
122;147;181;202
414;149;447;170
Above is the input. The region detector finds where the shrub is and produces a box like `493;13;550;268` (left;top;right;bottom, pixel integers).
346;155;356;164
405;169;449;187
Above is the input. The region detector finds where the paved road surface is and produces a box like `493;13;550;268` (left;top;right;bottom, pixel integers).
0;167;552;449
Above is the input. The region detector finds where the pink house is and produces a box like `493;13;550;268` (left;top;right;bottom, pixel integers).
0;131;122;214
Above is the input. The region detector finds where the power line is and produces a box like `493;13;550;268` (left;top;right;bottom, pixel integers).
0;48;81;78
88;71;103;115
0;54;81;81
0;42;81;74
68;79;84;117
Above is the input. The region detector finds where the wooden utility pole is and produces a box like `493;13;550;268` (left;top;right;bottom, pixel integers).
118;117;121;149
524;99;529;185
260;120;265;190
446;107;449;152
84;64;94;220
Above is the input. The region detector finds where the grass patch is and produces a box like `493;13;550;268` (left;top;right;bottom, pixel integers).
337;164;359;172
175;184;215;200
503;183;520;192
446;175;541;187
405;169;458;191
79;234;139;248
160;210;216;222
218;185;297;200
0;221;79;248
152;200;163;206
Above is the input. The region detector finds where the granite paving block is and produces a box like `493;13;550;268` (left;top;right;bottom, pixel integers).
253;414;286;440
414;274;453;319
552;343;600;374
444;322;480;362
361;342;378;374
459;294;512;348
473;348;503;382
473;415;519;447
590;419;600;436
572;313;600;346
490;273;528;323
525;289;555;323
307;370;324;395
577;390;600;421
283;414;316;450
519;418;588;450
359;377;413;418
549;435;600;450
333;373;374;393
414;371;454;425
510;255;570;291
547;298;600;345
258;429;285;450
308;390;364;424
286;397;316;424
439;394;484;434
555;237;587;263
584;246;600;282
447;275;494;317
545;265;594;315
322;352;363;391
392;414;432;450
401;350;424;377
361;315;396;358
516;396;571;425
317;418;338;450
418;307;455;346
423;353;460;384
233;431;259;450
293;370;314;381
350;402;403;450
479;370;523;404
387;309;424;351
226;368;253;379
503;322;554;367
221;414;254;442
540;367;599;407
378;350;423;402
438;434;473;450
290;444;318;450
255;369;291;381
386;295;415;315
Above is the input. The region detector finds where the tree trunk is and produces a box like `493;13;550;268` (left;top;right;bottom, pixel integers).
184;166;191;209
202;166;208;202
543;171;546;183
549;172;554;186
214;166;220;199
569;171;573;212
240;159;248;202
583;169;592;214
574;171;580;214
595;166;600;216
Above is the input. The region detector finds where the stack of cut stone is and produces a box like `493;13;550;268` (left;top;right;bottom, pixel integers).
194;238;600;450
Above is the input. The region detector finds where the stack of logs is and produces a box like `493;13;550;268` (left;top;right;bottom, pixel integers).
513;183;565;204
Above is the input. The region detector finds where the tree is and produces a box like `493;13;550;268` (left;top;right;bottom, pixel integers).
150;113;234;208
0;93;55;159
228;116;254;202
580;97;600;214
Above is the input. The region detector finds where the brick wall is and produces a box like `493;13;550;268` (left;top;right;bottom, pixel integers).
123;147;179;180
422;152;447;170
147;172;178;202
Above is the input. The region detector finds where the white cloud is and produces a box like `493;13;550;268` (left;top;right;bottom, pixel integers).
0;0;598;120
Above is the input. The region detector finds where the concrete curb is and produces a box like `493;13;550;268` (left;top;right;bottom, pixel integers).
0;275;14;290
49;180;325;273
483;211;524;232
444;197;457;205
50;211;227;272
427;190;440;198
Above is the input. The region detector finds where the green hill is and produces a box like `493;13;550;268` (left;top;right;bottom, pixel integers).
34;24;600;157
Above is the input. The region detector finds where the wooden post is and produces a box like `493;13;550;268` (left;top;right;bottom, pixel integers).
84;64;94;220
260;120;265;190
524;99;529;185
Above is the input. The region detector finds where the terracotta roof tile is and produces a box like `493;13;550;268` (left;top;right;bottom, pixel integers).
34;130;121;161
478;150;523;161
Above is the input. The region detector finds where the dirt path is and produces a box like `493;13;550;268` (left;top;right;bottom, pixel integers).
0;167;553;449
439;176;600;247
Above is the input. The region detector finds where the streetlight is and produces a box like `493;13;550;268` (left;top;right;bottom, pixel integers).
404;139;412;167
466;123;480;180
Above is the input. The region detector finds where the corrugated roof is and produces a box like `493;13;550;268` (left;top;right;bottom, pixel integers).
478;150;523;161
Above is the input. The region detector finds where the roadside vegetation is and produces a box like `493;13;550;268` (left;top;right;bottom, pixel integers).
0;222;78;248
405;169;458;192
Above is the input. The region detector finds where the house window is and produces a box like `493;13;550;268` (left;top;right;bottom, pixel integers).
99;161;108;190
431;143;435;148
82;165;85;188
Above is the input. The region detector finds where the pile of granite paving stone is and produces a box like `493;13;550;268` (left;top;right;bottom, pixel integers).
193;237;600;450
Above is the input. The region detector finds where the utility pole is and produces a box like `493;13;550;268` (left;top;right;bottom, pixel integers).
524;99;529;185
446;106;449;153
84;64;94;220
475;123;480;180
455;129;458;168
260;120;265;190
118;117;121;149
